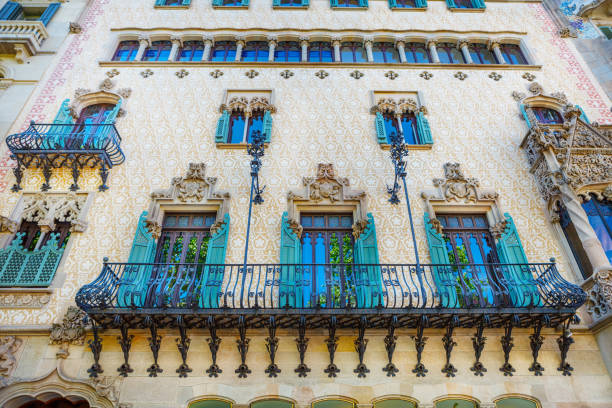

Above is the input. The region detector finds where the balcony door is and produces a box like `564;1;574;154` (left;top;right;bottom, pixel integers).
300;213;356;307
70;104;115;148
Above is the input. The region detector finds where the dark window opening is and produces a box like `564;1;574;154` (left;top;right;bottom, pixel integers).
532;107;563;124
210;41;237;61
15;221;71;251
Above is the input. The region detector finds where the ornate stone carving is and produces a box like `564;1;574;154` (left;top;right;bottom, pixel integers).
488;72;502;81
175;69;189;79
50;306;87;356
116;88;131;98
512;91;526;101
90;376;122;405
74;88;92;99
140;69;153;78
372;98;421;115
490;220;509;239
522;72;536;82
0;292;51;309
14;192;91;233
0;216;18;233
454;71;468;81
429;163;498;203
0;336;23;381
210;69;224;78
528;82;543;95
99;78;114;91
384;70;399;80
222;96;276;115
280;69;294;79
147;163;230;239
69;22;82;34
350;70;364;80
315;70;329;79
419;71;433;80
586;268;612;322
559;26;578;38
245;69;259;79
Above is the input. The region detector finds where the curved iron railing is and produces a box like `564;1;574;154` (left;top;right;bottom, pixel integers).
76;261;586;311
6;123;125;166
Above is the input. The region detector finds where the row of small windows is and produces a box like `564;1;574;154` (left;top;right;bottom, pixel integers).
156;0;484;10
113;38;529;65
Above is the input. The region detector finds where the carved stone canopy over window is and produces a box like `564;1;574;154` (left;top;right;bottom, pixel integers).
146;162;230;239
69;89;127;120
220;96;276;115
287;163;369;238
371;97;427;115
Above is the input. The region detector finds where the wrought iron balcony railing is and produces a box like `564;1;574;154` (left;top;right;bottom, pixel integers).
0;20;48;62
6;122;125;192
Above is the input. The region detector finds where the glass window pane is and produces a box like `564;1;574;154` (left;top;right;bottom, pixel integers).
178;216;189;227
193;216;204;227
164;216;176;227
329;216;339;227
448;217;459;228
462;217;474;227
314;216;325;227
301;216;312;227
341;216;352;227
229;113;246;143
205;216;216;227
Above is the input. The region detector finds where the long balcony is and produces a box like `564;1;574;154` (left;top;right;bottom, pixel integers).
0;20;48;63
6;122;125;192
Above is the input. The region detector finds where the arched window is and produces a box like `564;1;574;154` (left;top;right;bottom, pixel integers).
242;41;269;62
469;43;496;64
495;397;539;408
211;41;237;61
143;40;172;61
373;399;417;408
312;399;355;408
340;41;367;62
179;40;205;61
112;41;139;61
251;399;293;408
15;220;71;251
531;107;563;124
70;103;120;149
500;44;527;65
275;41;301;62
437;43;465;64
189;399;232;408
405;42;430;63
18;398;90;408
308;41;334;62
582;195;612;264
372;42;400;63
228;109;246;143
557;202;594;279
382;110;421;144
434;398;478;408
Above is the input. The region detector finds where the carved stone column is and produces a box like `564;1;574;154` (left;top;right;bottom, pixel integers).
332;38;342;62
458;40;473;64
235;38;245;62
300;37;309;62
267;37;277;62
169;36;181;61
203;37;214;61
135;36;150;61
364;38;374;62
490;41;506;64
427;40;440;63
396;40;407;63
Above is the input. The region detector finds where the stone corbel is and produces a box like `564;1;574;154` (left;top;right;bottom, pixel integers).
0;216;18;233
13;44;29;64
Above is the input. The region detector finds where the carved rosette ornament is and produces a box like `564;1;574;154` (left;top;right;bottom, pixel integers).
429;163;498;204
49;306;87;358
287;164;370;238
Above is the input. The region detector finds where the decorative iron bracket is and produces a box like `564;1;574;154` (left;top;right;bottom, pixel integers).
500;315;519;376
175;317;192;377
206;316;222;377
116;318;133;377
235;316;251;378
324;316;340;377
86;317;103;378
557;317;575;376
265;316;281;377
354;316;370;378
146;317;163;377
383;316;399;376
441;316;458;377
295;316;311;377
412;315;428;377
529;315;548;376
470;316;488;376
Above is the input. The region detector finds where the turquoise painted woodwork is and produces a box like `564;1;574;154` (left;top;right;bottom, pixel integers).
472;0;485;8
38;3;60;26
388;0;397;6
155;0;165;5
375;112;387;144
415;0;427;7
575;104;590;124
117;211;157;307
274;0;308;5
0;1;22;20
424;212;459;308
215;110;230;143
212;0;222;5
330;0;338;6
519;104;532;128
0;233;64;287
86;99;122;149
200;213;230;308
495;213;541;307
182;0;191;4
262;110;272;142
354;213;382;308
47;99;75;149
280;212;302;307
445;0;457;7
334;0;367;6
416;112;433;144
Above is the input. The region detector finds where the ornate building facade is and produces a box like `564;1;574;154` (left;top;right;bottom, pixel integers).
0;0;611;407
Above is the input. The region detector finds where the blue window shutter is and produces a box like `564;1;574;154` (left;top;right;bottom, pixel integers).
242;0;249;5
445;0;456;7
495;213;540;307
273;0;281;5
212;0;222;5
424;212;459;308
519;104;531;128
575;104;590;124
415;0;427;7
53;99;74;124
359;0;368;6
375;112;387;144
103;100;122;124
388;0;397;7
117;211;157;308
280;212;302;307
262;110;272;143
416;112;433;144
302;0;309;5
47;99;74;149
473;0;485;8
199;213;230;308
38;3;60;26
215;110;230;143
354;213;382;308
330;0;338;7
155;0;166;5
0;2;22;20
182;0;191;4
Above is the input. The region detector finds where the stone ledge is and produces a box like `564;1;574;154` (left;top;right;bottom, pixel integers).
0;288;53;309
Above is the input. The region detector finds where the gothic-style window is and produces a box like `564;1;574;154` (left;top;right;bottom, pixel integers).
247;109;265;142
405;42;430;63
75;104;114;127
15;221;71;251
242;41;269;62
142;40;172;61
228;109;246;144
340;41;367;62
300;213;355;308
500;43;527;64
210;41;237;61
179;40;205;61
155;213;216;264
112;41;139;61
583;195;612;263
19;397;90;408
308;41;333;62
469;43;496;64
438;214;499;306
274;41;301;62
437;42;465;64
532;107;563;124
334;0;362;6
372;42;399;63
382;111;421;144
557;203;593;279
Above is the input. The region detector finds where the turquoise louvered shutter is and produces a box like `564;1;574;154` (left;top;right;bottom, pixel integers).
415;0;427;7
117;211;157;308
241;0;249;5
446;0;457;7
472;0;485;8
575;105;590;124
212;0;222;5
182;0;191;4
330;0;338;6
280;212;302;307
388;0;397;7
215;110;230;143
262;110;272;143
519;104;532;128
359;0;368;6
416;112;433;144
273;0;281;5
47;99;74;148
302;0;309;5
424;212;459;308
199;213;230;308
87;100;121;149
0;1;22;20
495;213;540;307
53;99;74;124
375;112;387;144
155;0;166;5
39;3;60;26
354;213;382;308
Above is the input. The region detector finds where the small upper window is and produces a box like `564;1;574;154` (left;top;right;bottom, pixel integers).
143;40;172;61
332;0;366;7
437;42;465;64
274;41;301;62
210;41;237;61
113;41;139;61
405;42;430;63
242;41;269;62
308;41;334;62
469;43;497;64
532;107;563;124
340;41;367;62
158;0;185;5
15;221;71;252
500;44;528;65
0;1;60;26
382;110;422;144
372;42;400;63
454;0;475;7
276;0;308;6
216;0;248;6
228;108;265;144
179;41;205;61
600;26;612;40
394;0;418;7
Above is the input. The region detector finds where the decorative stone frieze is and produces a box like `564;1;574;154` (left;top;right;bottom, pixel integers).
146;163;230;239
221;96;276;115
0;291;51;309
371;97;422;115
50;306;87;357
0;336;23;383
